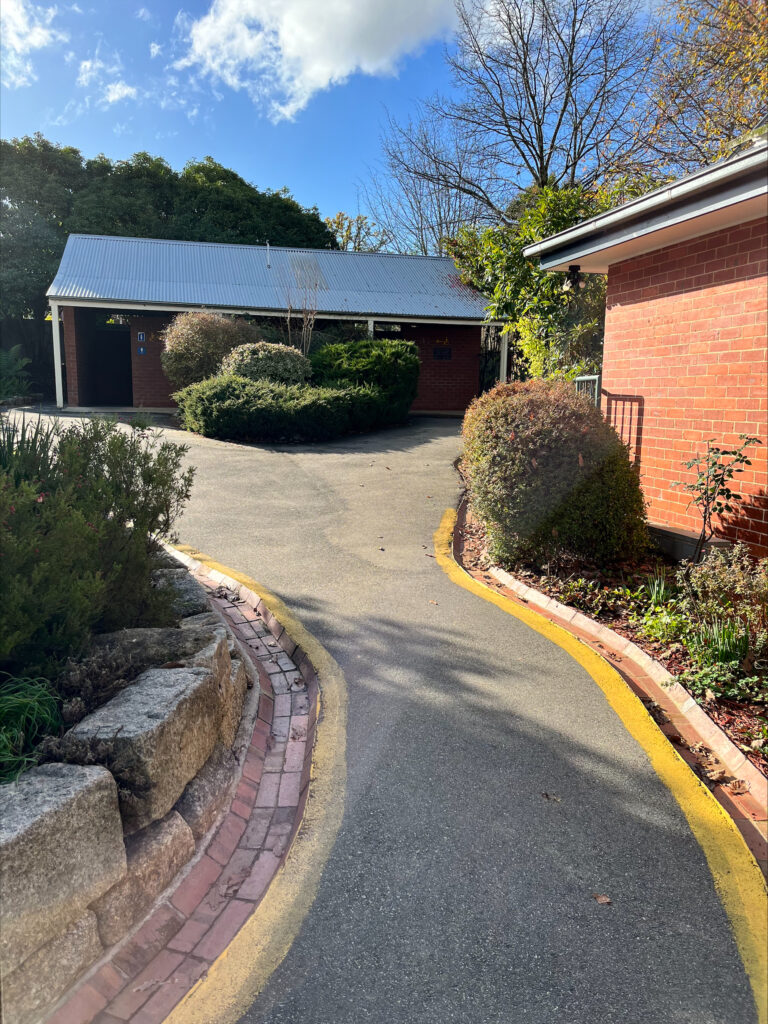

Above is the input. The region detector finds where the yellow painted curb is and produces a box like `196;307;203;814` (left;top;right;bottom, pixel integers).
165;546;348;1024
435;508;767;1024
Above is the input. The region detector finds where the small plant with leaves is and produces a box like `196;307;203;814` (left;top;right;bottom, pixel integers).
673;434;761;556
0;674;61;782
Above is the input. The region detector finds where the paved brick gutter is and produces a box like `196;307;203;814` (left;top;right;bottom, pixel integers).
46;564;319;1024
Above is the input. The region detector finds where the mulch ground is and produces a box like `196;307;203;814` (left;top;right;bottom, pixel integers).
457;510;767;778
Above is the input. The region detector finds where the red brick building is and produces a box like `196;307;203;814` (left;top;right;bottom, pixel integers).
47;239;490;414
525;140;767;556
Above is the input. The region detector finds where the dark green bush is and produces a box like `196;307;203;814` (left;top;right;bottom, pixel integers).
462;379;648;566
310;338;420;417
174;374;398;443
0;416;195;676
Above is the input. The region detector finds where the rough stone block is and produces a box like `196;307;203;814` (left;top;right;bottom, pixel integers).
174;743;237;839
3;911;103;1024
60;666;222;833
0;763;125;975
56;623;228;717
153;568;211;616
91;811;195;947
219;658;249;748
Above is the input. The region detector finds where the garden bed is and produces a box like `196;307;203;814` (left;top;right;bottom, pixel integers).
459;509;768;777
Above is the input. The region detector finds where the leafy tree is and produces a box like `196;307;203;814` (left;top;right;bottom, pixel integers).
324;212;389;252
0;134;336;327
447;185;612;377
646;0;768;171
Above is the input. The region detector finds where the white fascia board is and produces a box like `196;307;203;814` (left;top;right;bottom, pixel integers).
523;140;768;262
538;191;767;273
44;298;486;327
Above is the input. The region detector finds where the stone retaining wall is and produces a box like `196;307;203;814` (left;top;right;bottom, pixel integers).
0;570;257;1024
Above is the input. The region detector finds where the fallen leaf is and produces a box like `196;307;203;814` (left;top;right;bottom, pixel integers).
592;894;612;905
726;779;749;795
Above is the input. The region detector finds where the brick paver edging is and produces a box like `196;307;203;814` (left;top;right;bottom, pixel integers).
45;554;320;1024
452;507;766;876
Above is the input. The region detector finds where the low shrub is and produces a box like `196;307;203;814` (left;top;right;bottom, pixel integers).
461;379;648;566
0;344;31;401
0;415;194;676
161;312;258;389
220;342;312;385
311;338;420;417
175;374;399;443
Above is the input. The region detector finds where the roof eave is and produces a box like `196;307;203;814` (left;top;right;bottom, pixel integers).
45;295;489;325
523;140;768;272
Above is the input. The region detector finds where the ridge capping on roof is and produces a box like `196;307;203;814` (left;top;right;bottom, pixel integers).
61;233;454;261
523;138;768;273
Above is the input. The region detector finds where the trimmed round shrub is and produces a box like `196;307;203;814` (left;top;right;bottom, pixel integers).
174;374;399;443
220;342;311;385
311;338;419;417
462;379;648;566
161;312;257;389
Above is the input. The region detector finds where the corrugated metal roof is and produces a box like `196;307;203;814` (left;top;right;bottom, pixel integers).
47;234;489;321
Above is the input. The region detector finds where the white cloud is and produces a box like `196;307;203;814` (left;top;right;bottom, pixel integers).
136;6;151;19
0;0;68;87
149;41;162;58
103;80;138;103
176;0;456;120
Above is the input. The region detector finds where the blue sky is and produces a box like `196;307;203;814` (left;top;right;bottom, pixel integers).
1;0;458;218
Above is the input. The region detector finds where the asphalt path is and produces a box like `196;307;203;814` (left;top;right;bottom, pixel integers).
26;411;755;1023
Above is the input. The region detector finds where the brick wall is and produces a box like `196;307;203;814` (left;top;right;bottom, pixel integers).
602;217;768;555
398;323;482;412
130;315;175;407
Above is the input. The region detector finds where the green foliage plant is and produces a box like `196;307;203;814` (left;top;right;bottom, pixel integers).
310;338;420;415
461;379;648;566
0;415;194;675
174;375;398;443
220;342;312;385
0;674;62;783
687;617;751;667
673;434;761;555
0;345;32;401
160;312;258;389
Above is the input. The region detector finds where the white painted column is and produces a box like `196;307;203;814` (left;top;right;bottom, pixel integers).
51;302;64;408
499;333;509;382
367;319;374;338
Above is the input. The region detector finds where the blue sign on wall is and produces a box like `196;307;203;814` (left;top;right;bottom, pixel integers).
137;331;146;342
137;346;146;355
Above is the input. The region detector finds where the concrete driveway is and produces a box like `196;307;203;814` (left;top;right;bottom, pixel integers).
11;410;756;1022
164;417;757;1024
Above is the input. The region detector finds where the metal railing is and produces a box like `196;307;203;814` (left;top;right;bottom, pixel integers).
573;373;602;407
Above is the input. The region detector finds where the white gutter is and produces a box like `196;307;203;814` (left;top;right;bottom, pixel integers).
523;139;768;259
43;297;490;327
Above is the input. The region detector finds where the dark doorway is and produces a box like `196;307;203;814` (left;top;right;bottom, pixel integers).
78;320;133;405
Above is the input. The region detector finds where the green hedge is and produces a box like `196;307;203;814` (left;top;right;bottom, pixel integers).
462;379;648;566
311;338;420;407
174;374;404;442
176;339;421;443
